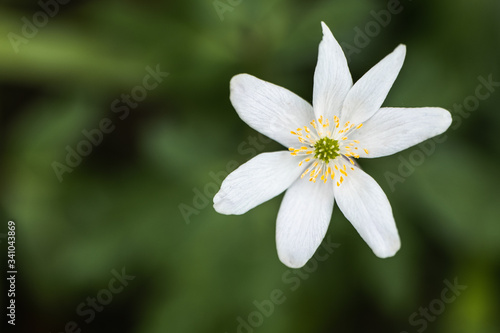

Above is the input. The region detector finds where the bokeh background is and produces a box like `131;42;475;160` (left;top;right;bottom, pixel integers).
1;0;499;332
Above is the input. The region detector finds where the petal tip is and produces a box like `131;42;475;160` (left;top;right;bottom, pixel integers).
230;73;250;86
213;200;235;215
212;198;224;214
213;191;232;215
442;108;453;129
320;21;333;38
278;251;307;269
394;44;407;58
430;107;453;134
373;238;401;258
213;191;221;205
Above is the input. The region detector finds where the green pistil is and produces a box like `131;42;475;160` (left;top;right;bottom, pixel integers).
314;137;340;163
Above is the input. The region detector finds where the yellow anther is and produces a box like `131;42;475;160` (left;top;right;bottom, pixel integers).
354;140;360;143
340;176;344;183
340;169;347;176
342;137;347;140
288;147;294;151
364;148;369;154
356;124;363;129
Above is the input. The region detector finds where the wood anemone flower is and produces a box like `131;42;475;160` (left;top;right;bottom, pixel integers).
213;22;452;268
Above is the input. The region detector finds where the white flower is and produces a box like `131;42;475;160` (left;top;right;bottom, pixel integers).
213;22;451;268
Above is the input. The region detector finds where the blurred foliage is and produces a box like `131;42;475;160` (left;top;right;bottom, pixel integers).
0;0;499;332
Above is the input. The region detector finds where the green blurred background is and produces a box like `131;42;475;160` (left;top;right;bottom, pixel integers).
1;0;499;332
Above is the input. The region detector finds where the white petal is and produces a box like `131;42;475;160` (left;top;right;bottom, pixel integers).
341;45;406;125
351;107;452;158
230;74;314;148
313;22;353;121
334;166;400;258
276;177;334;268
213;151;305;215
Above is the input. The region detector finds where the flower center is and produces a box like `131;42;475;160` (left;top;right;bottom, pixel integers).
289;115;369;185
313;137;339;163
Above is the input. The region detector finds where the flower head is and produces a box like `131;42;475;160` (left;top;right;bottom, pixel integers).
213;22;451;268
